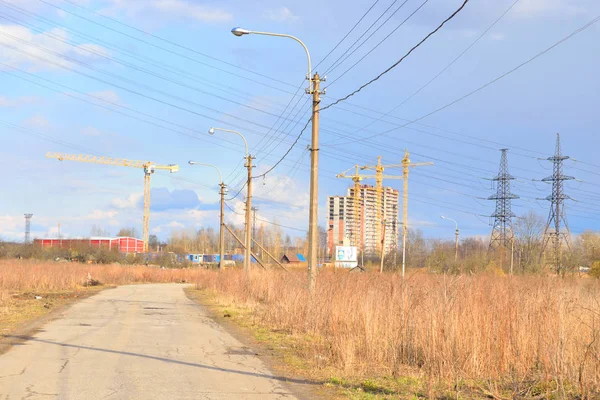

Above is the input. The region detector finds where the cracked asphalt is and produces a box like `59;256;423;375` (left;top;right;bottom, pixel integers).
0;284;301;399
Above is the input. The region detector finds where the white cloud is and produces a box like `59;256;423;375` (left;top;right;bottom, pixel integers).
100;0;232;23
263;7;299;22
24;114;50;129
0;95;40;107
85;209;119;220
490;33;505;41
513;0;588;18
88;89;121;105
81;126;103;137
0;25;110;71
111;193;143;210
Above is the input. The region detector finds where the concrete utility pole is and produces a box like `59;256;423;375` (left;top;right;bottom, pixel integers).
252;206;258;258
230;27;320;291
401;150;433;279
188;161;226;270
245;154;253;274
307;72;321;292
220;183;226;269
441;216;459;262
208;126;251;275
379;219;387;273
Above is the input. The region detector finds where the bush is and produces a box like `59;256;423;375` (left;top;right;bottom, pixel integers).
590;261;600;279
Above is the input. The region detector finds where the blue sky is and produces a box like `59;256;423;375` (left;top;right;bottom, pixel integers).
0;0;599;242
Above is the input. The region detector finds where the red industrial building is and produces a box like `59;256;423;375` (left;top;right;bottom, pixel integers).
34;237;144;254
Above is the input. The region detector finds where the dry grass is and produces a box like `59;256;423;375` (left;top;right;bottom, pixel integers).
0;259;203;291
0;259;205;336
194;269;600;398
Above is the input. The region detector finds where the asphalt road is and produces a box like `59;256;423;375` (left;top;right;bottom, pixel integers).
0;284;302;399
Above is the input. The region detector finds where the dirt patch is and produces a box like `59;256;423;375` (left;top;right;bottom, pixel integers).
0;287;106;355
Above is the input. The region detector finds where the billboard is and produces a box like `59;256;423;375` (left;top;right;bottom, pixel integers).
335;246;358;269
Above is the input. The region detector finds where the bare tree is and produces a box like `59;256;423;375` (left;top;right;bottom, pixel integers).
513;211;545;273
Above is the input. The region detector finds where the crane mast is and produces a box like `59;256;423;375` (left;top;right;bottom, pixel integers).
337;165;402;256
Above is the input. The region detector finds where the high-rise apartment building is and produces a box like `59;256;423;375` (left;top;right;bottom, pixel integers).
327;184;399;257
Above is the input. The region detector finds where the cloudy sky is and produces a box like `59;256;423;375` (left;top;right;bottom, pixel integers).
0;0;599;242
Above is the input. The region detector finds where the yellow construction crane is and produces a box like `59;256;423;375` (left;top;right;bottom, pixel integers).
46;152;179;252
360;156;404;252
336;165;402;253
399;150;433;276
361;152;433;274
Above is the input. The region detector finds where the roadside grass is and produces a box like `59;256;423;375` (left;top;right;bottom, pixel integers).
0;288;104;338
0;259;204;338
190;269;600;399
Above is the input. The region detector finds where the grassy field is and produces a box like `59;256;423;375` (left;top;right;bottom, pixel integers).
192;269;600;399
3;259;600;398
0;259;205;337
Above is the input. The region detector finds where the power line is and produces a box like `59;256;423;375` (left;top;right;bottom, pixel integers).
314;0;382;69
321;0;470;111
325;0;413;75
331;12;600;146
326;0;430;86
323;0;521;142
253;0;470;179
32;0;296;90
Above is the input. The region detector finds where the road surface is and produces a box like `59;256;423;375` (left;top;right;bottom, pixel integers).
0;284;304;399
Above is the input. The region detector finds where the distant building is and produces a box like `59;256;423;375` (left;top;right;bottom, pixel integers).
280;254;306;264
327;184;399;256
34;237;144;254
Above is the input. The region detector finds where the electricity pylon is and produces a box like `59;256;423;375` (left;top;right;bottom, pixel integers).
539;133;575;274
336;165;403;255
488;149;519;250
46;152;179;252
24;214;33;243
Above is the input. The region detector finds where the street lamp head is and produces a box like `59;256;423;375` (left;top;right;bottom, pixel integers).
208;127;215;135
188;161;197;165
441;215;446;220
231;27;250;37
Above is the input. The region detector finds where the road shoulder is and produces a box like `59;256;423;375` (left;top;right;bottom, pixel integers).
0;287;106;356
185;287;338;400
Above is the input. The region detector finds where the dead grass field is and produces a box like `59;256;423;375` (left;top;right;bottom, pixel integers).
193;269;600;399
0;260;205;337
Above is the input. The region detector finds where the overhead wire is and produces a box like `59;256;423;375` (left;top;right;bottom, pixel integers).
329;12;600;146
326;0;430;86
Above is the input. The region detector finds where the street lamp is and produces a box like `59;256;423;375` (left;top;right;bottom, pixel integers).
440;216;459;263
189;161;226;270
231;27;321;291
208;127;253;275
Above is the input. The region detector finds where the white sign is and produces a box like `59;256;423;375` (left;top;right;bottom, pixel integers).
335;246;358;268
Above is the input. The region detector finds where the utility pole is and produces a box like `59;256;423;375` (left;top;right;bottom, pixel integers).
252;207;258;239
219;182;226;270
24;214;33;244
488;149;519;269
441;215;459;263
245;154;254;275
252;206;258;259
401;150;433;279
539;133;575;274
307;72;323;292
379;219;386;273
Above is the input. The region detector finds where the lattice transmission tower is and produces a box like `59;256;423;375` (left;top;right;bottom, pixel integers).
24;213;33;243
488;149;519;249
539;133;575;274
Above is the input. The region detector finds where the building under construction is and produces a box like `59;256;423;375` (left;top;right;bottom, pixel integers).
327;184;399;256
